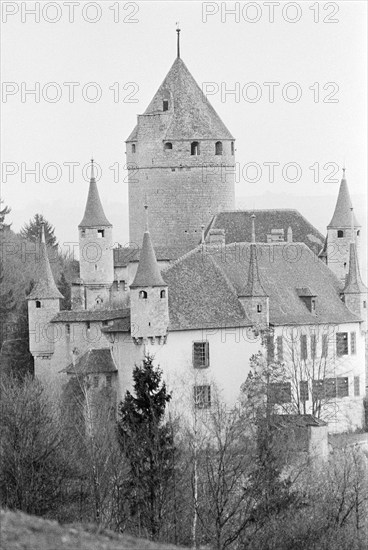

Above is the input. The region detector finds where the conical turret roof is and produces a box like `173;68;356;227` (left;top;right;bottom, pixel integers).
328;171;360;229
79;161;112;228
27;225;63;300
343;243;367;294
127;57;234;141
130;230;167;288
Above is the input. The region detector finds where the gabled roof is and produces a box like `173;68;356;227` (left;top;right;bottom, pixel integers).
162;248;251;331
206;210;325;256
52;308;129;323
27;225;63;301
328;174;360;229
61;348;117;375
127;57;234;141
130;231;167;288
79;166;112;228
343;243;368;295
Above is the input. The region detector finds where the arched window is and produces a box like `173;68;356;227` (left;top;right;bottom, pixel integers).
36;300;41;309
257;304;262;313
139;290;148;299
163;100;169;111
132;144;136;153
231;142;234;155
191;141;200;156
215;141;223;155
160;289;166;298
164;142;172;150
337;230;344;238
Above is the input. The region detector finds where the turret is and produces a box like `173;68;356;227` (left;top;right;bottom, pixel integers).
27;223;63;365
78;159;114;309
342;208;367;328
126;30;235;252
326;169;361;282
238;215;269;328
130;205;169;344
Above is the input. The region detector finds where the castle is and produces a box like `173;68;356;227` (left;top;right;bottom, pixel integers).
27;35;367;433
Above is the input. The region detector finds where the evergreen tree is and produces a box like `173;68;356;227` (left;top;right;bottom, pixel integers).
0;199;11;231
20;214;58;248
58;272;71;310
117;355;175;540
0;259;15;350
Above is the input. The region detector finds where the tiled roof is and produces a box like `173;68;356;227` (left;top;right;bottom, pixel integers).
270;414;327;428
61;348;117;375
162;248;251;331
206;210;325;256
328;176;360;229
130;231;167;288
114;245;187;267
163;242;360;330
101;317;131;333
128;57;234;141
51;308;129;323
343;243;368;294
27;226;63;301
79;178;112;228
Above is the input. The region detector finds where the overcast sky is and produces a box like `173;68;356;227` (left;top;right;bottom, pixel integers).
1;1;367;274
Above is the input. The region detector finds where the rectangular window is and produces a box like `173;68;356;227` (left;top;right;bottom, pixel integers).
300;334;308;361
337;377;349;398
350;332;356;355
312;379;324;400
336;332;348;356
193;342;209;368
194;385;211;409
300;380;309;402
322;334;328;358
324;378;337;398
269;382;291;404
267;335;275;363
276;336;283;362
354;376;360;396
311;334;317;360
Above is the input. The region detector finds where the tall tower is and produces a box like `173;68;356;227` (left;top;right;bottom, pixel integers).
28;223;63;373
126;30;235;252
326;169;361;282
130;206;169;344
78;160;114;309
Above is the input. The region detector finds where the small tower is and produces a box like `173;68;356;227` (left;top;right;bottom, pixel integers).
78;160;114;309
238;215;269;328
27;223;63;373
130;205;169;344
342;208;367;328
326;169;361;282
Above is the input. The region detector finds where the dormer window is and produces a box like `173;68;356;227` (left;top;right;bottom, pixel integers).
139;290;148;299
160;289;166;299
191;141;200;156
164;142;173;150
215;141;223;155
132;144;136;153
257;304;262;313
163;100;169;111
36;300;41;309
296;288;316;313
337;230;344;238
97;229;104;238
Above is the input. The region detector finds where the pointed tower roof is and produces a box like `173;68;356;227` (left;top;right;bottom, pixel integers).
27;224;63;300
130;206;167;288
343;242;367;294
79;160;112;228
242;216;267;297
127;35;234;142
328;169;360;229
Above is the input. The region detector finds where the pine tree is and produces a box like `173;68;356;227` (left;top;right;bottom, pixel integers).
117;355;175;540
0;199;11;231
58;272;71;310
20;214;58;248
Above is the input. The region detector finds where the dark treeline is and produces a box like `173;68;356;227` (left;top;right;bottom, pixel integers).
1;355;367;550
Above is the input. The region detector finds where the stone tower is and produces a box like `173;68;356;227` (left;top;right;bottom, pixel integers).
130;206;169;344
326;169;361;282
238;215;269;328
27;223;63;375
126;32;235;252
78;160;114;309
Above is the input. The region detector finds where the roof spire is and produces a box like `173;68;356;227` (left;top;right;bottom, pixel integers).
327;168;360;229
79;159;112;228
243;243;267;297
27;222;63;301
251;214;256;243
343;240;367;295
176;22;181;58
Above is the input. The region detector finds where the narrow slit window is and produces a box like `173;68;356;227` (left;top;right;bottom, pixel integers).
160;289;166;299
163;100;169;111
35;300;41;309
257;304;262;313
191;141;200;156
132;144;136;153
231;141;234;155
215;141;223;155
